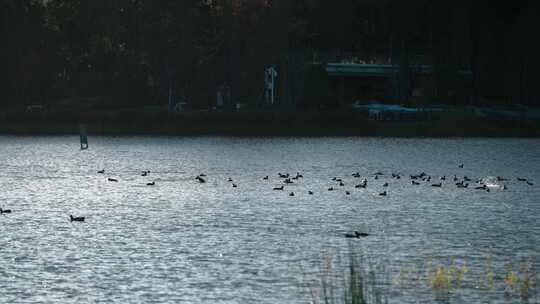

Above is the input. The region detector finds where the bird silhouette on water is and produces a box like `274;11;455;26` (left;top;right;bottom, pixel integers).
0;208;12;214
70;215;85;222
345;231;369;238
355;179;368;188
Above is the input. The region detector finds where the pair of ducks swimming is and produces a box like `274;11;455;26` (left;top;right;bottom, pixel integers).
4;209;84;222
1;210;84;223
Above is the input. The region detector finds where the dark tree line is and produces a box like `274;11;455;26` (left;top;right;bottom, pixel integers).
1;0;539;110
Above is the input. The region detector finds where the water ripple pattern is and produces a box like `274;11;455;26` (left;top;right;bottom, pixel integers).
0;136;539;303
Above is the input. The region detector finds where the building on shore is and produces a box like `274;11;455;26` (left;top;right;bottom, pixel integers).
324;62;473;107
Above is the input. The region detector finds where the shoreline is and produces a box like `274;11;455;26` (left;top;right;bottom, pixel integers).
1;120;539;137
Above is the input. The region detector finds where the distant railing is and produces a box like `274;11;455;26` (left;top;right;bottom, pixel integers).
309;51;471;70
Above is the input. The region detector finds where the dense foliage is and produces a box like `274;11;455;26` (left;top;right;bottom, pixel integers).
1;0;538;109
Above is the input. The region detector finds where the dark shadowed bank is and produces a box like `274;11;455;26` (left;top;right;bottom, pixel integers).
1;110;539;137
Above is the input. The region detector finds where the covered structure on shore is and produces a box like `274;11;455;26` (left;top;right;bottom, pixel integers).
324;63;473;106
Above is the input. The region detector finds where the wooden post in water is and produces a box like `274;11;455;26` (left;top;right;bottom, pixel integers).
80;123;88;150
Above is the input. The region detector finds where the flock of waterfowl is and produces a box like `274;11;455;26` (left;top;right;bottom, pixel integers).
1;163;534;239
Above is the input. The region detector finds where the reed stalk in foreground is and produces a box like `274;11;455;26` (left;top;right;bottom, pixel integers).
308;245;387;304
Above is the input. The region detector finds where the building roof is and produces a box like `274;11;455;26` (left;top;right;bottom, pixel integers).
326;63;472;78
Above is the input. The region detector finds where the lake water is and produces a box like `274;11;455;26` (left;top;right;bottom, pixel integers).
0;136;539;303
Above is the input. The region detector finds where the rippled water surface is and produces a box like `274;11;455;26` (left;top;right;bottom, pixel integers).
1;136;539;303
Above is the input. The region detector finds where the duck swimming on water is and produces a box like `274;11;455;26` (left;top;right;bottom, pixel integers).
345;231;370;238
70;215;85;222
